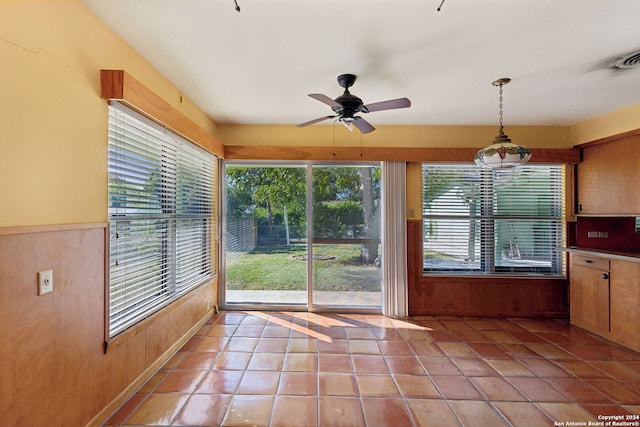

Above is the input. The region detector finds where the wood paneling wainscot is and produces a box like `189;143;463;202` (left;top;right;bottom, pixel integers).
407;220;569;317
0;225;216;427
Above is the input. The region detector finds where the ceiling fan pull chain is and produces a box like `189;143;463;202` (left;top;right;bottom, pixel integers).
233;0;240;12
332;119;337;157
437;0;446;11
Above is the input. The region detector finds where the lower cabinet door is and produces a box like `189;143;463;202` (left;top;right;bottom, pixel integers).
570;264;610;333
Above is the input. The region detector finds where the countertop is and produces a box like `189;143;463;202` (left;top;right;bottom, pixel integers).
561;246;640;263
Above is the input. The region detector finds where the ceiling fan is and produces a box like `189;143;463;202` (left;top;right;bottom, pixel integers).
296;74;411;134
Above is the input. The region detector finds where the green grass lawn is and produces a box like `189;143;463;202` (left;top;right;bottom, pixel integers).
225;243;381;292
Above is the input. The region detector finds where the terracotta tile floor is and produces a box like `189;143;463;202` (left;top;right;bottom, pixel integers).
103;312;640;426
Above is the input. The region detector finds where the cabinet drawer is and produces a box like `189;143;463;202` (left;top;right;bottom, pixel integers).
572;254;610;270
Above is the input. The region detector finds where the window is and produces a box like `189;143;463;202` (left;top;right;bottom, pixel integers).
108;102;216;337
422;163;564;275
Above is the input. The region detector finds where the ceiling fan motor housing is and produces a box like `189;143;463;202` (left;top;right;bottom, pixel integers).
333;74;366;117
333;92;366;117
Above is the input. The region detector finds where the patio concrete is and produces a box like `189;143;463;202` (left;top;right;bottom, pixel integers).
225;290;381;307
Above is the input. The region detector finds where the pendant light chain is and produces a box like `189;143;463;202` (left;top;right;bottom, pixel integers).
498;82;504;131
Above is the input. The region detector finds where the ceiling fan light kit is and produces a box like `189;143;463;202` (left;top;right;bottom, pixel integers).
474;78;531;169
297;74;411;134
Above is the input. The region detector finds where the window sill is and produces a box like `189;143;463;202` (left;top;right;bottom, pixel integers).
421;272;566;280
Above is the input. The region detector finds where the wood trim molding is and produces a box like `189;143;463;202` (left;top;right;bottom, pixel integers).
0;222;108;236
225;145;581;163
574;127;640;149
100;70;225;158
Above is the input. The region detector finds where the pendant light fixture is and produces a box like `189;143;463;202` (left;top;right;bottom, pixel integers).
474;78;531;169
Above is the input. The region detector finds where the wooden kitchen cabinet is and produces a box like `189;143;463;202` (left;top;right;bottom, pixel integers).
609;259;640;351
570;254;610;334
576;133;640;215
569;251;640;352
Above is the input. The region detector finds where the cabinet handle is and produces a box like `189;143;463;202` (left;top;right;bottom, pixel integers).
602;273;609;280
585;259;594;263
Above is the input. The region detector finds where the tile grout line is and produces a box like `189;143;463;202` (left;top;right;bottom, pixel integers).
102;311;640;426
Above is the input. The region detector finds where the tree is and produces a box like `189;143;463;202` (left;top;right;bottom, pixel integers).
226;164;381;263
313;166;380;264
359;167;380;263
226;166;306;242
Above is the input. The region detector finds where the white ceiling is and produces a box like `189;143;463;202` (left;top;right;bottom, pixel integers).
83;0;640;128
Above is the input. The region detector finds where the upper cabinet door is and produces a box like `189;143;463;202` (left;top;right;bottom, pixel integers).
577;134;640;215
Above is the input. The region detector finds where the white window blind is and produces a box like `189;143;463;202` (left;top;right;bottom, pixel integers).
422;163;565;275
108;102;215;337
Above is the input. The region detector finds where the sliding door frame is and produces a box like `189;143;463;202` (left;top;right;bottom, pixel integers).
220;160;382;314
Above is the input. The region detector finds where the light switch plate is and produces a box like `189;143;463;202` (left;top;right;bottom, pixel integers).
38;269;53;295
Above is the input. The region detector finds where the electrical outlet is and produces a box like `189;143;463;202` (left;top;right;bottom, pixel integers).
38;269;53;295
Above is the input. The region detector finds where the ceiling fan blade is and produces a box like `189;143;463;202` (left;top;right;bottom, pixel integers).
363;97;411;113
352;117;375;134
296;115;337;127
308;93;342;108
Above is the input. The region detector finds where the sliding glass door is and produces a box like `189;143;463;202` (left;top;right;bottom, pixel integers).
224;164;308;306
222;162;381;311
311;165;382;308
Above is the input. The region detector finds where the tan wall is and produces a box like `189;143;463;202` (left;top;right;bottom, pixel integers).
569;103;640;146
216;102;640;151
1;1;219;425
0;0;217;228
218;123;572;148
